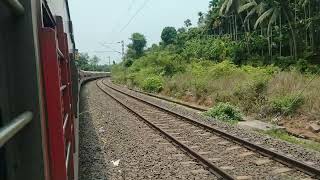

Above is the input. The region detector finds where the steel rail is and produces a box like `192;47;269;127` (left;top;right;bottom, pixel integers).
0;111;33;147
96;80;234;180
2;0;25;16
102;80;320;178
126;87;208;112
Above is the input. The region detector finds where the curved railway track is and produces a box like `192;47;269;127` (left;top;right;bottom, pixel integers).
96;79;320;179
127;88;208;112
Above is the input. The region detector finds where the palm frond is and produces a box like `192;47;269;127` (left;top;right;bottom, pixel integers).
226;0;234;14
238;1;257;13
244;6;257;23
268;8;280;35
220;0;229;15
254;8;274;29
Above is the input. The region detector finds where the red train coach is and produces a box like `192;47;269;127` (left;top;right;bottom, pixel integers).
0;0;107;179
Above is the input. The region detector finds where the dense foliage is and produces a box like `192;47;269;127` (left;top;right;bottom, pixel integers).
112;0;320;122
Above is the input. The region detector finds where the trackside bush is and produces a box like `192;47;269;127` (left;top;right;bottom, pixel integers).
142;76;163;93
205;102;243;121
269;94;304;115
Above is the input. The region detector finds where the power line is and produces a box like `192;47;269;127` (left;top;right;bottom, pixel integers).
128;0;137;11
120;0;151;32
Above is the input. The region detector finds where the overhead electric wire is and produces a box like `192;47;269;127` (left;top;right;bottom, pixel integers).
120;0;151;32
128;0;137;11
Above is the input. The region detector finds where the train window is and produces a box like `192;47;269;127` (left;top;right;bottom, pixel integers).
42;3;55;28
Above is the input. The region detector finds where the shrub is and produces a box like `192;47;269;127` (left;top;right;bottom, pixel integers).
233;76;268;112
205;102;243;121
269;94;304;115
111;64;128;84
142;76;163;93
207;61;239;78
124;59;134;67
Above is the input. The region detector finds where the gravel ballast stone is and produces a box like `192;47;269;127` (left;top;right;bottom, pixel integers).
106;79;320;170
99;80;315;179
79;81;218;179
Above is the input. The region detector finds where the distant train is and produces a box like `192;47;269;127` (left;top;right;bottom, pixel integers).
0;1;108;180
79;70;111;83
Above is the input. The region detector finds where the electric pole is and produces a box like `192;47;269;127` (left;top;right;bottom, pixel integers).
108;56;111;66
122;41;124;59
117;40;125;61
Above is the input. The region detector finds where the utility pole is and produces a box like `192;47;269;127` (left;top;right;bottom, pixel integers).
108;56;111;66
117;40;125;61
121;40;124;60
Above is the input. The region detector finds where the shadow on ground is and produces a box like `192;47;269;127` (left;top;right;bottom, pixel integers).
79;84;109;180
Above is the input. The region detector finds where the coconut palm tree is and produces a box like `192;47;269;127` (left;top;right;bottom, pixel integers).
251;0;297;60
220;0;241;40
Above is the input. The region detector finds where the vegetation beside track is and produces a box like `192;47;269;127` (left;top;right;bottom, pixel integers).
76;53;111;72
111;0;320;142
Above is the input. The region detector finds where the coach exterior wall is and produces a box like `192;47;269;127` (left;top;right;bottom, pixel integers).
45;0;74;52
0;0;47;180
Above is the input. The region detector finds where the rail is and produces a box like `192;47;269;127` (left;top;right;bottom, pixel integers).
101;80;320;178
96;81;234;179
0;111;33;147
2;0;25;15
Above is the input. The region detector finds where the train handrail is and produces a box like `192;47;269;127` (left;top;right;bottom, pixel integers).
2;0;25;16
0;111;33;147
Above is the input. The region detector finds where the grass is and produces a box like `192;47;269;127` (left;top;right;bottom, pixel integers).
112;59;320;136
264;129;320;152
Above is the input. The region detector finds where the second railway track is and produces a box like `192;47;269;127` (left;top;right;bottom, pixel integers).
97;79;320;179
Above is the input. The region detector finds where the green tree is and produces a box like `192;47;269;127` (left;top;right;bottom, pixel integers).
198;12;205;26
252;0;298;60
75;53;110;72
128;32;147;58
184;19;192;27
75;53;90;69
90;55;100;66
161;27;178;45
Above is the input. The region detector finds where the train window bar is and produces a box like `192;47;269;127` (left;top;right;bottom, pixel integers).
57;48;64;59
65;141;71;173
60;85;67;92
0;111;32;148
2;0;25;16
63;113;69;133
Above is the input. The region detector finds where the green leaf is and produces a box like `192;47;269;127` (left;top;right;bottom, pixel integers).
254;8;274;29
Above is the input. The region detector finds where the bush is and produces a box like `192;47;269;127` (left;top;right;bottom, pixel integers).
142;76;163;93
207;61;240;78
233;76;268;112
205;102;243;121
269;94;304;115
183;37;231;62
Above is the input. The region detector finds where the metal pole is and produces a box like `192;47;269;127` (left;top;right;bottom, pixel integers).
0;111;33;147
121;41;125;61
2;0;25;16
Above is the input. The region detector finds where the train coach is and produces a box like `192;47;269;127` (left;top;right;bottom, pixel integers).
0;0;108;180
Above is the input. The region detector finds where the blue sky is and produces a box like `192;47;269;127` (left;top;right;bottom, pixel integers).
69;0;210;64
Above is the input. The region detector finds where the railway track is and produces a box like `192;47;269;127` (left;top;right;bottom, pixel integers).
127;87;208;112
96;79;320;179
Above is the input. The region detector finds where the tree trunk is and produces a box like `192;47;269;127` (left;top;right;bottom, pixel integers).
234;14;238;41
284;11;297;60
304;6;308;47
280;14;282;56
261;27;264;57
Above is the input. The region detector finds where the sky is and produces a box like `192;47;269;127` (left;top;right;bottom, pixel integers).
69;0;210;65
